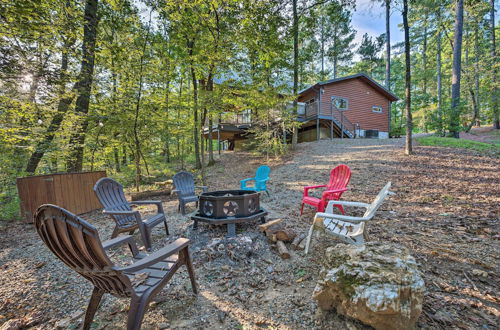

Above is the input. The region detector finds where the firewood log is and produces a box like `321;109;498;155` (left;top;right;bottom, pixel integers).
258;218;283;232
297;236;307;250
276;241;290;259
291;233;306;250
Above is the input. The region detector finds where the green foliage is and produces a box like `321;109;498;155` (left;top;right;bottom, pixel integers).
416;136;500;156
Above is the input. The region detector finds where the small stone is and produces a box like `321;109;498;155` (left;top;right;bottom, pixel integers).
267;266;274;273
158;322;169;329
217;311;227;323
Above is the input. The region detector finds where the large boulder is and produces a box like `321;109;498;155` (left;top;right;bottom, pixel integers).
313;242;424;330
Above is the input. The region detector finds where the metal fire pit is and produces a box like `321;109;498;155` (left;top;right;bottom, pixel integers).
191;190;267;237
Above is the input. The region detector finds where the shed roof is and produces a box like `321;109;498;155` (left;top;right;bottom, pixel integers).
299;73;399;102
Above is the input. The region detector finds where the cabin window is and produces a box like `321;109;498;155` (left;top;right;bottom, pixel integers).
305;98;315;104
372;106;383;113
331;96;348;110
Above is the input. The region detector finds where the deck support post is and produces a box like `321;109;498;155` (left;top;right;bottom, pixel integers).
217;125;221;155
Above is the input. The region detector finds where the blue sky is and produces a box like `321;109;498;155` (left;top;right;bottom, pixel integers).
352;0;404;46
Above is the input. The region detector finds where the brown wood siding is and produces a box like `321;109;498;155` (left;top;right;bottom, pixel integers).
298;89;318;103
17;171;106;222
320;78;389;131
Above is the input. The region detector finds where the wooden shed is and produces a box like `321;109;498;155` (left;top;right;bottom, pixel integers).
16;171;106;222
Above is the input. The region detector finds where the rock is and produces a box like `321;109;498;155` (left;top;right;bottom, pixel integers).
313;242;425;330
471;269;488;277
55;317;71;329
0;319;24;330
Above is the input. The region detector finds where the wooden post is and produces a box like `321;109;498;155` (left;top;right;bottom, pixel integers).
330;103;334;139
316;101;320;141
217;124;221;155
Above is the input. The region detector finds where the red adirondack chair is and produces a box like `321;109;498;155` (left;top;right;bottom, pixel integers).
300;164;351;215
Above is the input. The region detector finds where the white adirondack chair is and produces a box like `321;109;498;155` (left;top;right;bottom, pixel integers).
304;182;394;254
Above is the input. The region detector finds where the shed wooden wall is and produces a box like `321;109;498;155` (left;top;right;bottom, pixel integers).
299;78;391;132
17;171;106;222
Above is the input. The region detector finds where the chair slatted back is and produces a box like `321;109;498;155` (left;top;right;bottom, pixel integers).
255;165;270;191
173;171;195;197
34;205;133;297
325;164;351;199
363;182;392;219
255;165;270;181
94;178;134;227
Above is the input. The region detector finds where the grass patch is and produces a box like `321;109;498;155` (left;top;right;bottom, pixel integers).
416;136;500;156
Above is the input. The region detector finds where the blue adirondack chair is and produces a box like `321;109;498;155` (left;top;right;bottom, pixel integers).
240;165;270;195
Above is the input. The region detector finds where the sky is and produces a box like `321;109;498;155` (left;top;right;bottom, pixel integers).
352;0;404;47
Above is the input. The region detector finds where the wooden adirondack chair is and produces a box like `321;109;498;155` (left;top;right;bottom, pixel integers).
34;204;197;330
300;164;351;215
304;182;394;253
240;165;270;195
172;171;208;215
94;177;169;252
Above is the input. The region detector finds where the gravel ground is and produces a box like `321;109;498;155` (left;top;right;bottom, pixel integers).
0;137;498;329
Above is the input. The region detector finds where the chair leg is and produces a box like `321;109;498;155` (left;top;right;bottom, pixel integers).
83;287;104;330
126;297;149;330
304;223;316;255
300;203;305;216
163;219;169;236
337;205;345;215
182;248;198;294
111;226;120;239
180;202;186;215
265;190;270;196
139;226;152;252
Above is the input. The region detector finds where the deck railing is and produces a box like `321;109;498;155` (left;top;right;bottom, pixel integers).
299;101;356;138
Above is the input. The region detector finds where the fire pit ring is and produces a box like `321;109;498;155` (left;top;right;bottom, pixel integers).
191;190;267;237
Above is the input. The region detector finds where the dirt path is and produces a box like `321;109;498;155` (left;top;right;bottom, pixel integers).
0;138;498;329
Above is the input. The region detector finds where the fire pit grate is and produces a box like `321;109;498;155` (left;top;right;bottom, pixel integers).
191;190;267;237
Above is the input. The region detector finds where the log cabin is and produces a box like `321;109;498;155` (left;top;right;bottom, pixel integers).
297;73;399;140
203;73;399;150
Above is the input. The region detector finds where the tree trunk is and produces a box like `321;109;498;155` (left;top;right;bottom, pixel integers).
66;0;99;172
385;0;391;89
320;14;325;80
25;42;74;173
291;0;299;149
132;11;153;191
474;23;480;127
450;0;464;138
188;39;201;169
437;27;443;136
403;0;412;155
490;0;498;128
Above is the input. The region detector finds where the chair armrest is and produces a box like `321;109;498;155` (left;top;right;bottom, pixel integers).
326;200;371;208
322;188;348;197
102;235;140;257
195;186;208;193
118;238;191;272
103;210;139;216
131;200;164;213
303;185;327;196
103;210;142;226
315;212;369;223
240;178;255;183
